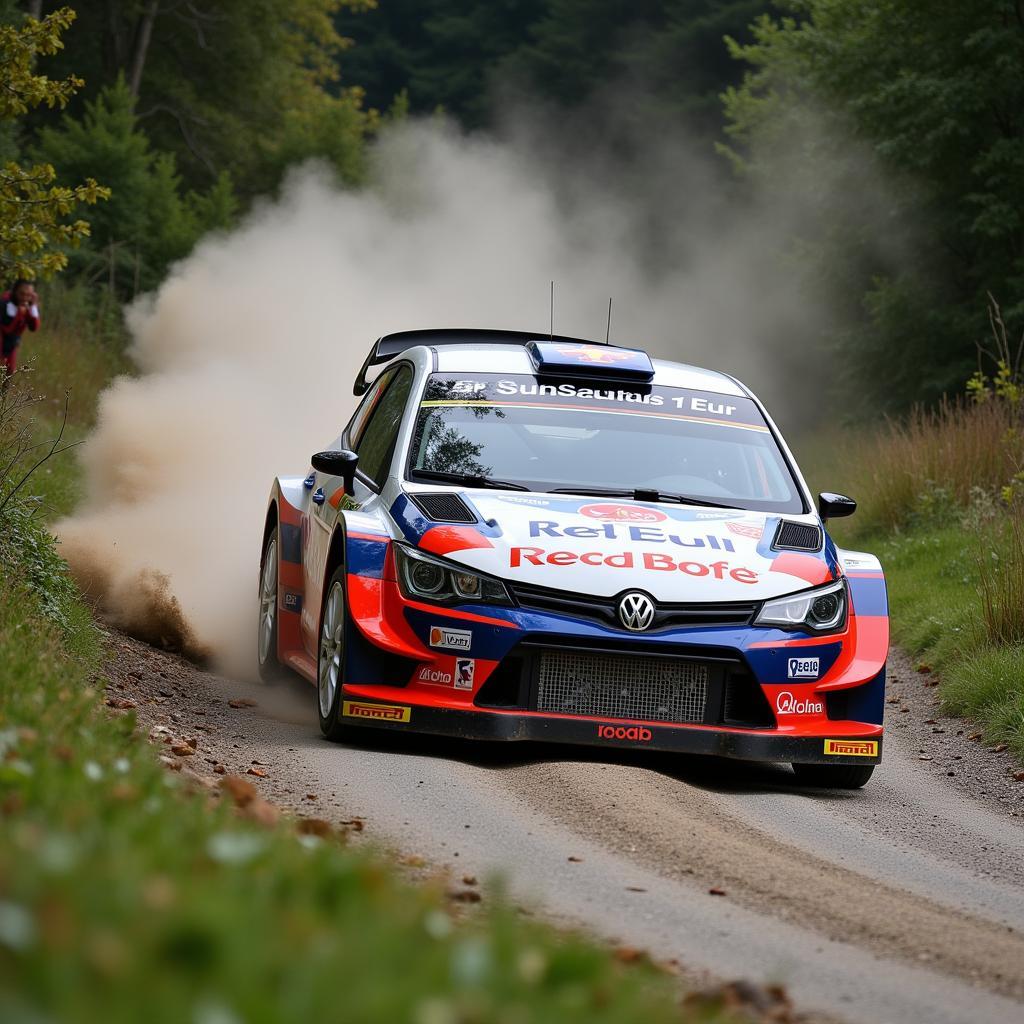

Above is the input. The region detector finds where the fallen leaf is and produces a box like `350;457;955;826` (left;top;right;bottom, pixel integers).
105;697;136;710
1013;772;1024;782
220;775;257;807
461;875;478;887
304;793;317;800
213;764;226;775
968;732;983;741
992;743;1008;753
916;663;932;673
228;698;257;709
247;767;267;778
185;737;198;749
244;798;279;827
296;818;332;838
447;889;482;903
709;887;727;896
170;743;195;757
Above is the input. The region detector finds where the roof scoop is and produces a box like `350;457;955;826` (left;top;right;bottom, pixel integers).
526;340;655;382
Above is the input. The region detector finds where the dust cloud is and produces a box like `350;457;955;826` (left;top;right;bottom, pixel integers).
55;117;875;677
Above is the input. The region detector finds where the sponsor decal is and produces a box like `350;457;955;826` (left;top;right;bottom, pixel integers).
824;739;878;757
598;725;653;742
530;520;736;551
342;700;412;723
416;665;454;686
509;546;759;583
580;503;667;523
455;658;475;690
726;521;764;539
556;345;635;364
283;591;303;613
775;691;824;715
429;625;472;651
788;657;820;679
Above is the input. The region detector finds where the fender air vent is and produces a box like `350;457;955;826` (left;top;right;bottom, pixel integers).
773;520;823;552
409;492;477;524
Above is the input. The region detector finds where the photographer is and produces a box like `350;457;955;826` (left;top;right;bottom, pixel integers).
1;279;41;379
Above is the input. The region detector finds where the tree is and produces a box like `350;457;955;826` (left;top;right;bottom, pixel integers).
34;77;236;295
723;0;1024;411
0;5;108;279
32;0;376;197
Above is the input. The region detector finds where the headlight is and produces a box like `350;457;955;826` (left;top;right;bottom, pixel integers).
754;579;847;633
395;544;513;606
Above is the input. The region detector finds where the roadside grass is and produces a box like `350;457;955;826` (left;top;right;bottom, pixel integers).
805;398;1024;763
1;295;731;1024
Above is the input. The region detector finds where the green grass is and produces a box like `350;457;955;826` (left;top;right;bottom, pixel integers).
838;523;1024;761
0;515;726;1024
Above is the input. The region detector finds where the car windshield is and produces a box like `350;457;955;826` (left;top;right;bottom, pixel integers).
407;373;805;514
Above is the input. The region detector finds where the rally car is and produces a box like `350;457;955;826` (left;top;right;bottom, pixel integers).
257;329;888;788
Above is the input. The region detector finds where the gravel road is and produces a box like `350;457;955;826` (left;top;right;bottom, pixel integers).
107;637;1024;1024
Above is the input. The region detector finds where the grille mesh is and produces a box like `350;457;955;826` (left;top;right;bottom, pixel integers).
774;521;823;551
410;492;476;523
537;649;708;724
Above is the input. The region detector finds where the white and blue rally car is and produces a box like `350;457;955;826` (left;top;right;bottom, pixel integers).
258;330;888;788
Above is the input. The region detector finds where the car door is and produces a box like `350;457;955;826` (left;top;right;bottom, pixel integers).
301;363;415;655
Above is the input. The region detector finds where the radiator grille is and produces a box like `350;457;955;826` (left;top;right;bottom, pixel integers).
536;649;708;724
410;492;476;523
773;520;823;551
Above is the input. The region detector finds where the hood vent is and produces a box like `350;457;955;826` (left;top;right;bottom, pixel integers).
773;520;823;552
410;492;477;524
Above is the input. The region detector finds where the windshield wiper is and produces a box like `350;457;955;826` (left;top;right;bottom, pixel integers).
409;469;530;491
549;485;739;510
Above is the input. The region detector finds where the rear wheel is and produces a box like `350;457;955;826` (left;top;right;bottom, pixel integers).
257;533;287;683
317;567;354;742
792;762;875;789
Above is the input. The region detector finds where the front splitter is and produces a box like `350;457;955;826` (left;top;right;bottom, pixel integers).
338;692;883;765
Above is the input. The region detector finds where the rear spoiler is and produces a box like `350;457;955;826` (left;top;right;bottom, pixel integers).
352;327;637;395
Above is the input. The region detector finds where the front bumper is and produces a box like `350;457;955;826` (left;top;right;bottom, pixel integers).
338;689;883;765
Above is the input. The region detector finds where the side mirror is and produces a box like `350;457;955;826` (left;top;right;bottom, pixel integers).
818;492;856;521
311;449;359;495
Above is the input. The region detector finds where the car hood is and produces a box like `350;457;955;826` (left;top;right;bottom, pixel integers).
394;491;840;603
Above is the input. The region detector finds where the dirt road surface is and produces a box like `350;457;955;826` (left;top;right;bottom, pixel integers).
108;638;1024;1024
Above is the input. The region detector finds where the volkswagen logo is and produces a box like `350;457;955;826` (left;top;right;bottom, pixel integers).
618;591;655;631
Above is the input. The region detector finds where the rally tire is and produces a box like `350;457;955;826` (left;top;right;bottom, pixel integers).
317;566;355;742
257;532;287;684
791;762;875;789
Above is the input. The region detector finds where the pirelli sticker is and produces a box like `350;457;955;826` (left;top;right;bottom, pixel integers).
342;700;411;724
824;739;878;757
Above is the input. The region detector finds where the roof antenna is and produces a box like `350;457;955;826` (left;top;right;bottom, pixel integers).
605;297;613;344
549;280;554;339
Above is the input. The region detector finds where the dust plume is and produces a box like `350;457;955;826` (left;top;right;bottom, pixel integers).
56;116;892;677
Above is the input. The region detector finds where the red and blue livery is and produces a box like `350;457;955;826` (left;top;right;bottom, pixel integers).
258;329;888;788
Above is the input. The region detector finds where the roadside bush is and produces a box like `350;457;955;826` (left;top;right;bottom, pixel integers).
831;398;1023;538
977;512;1024;648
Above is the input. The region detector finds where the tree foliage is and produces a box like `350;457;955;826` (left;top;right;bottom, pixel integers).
34;77;236;294
0;5;108;279
34;0;377;197
336;0;768;135
723;0;1024;410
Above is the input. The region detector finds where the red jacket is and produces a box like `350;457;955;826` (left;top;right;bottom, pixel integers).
1;291;40;354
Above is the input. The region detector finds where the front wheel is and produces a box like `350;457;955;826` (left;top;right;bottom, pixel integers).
317;567;354;742
257;532;287;683
792;762;875;789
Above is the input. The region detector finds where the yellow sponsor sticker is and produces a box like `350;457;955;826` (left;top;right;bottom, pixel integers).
824;739;878;757
342;700;411;724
